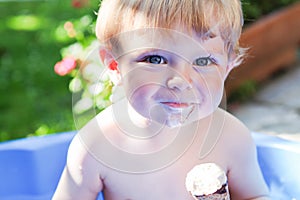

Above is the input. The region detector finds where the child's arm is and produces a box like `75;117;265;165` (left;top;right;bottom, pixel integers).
225;117;270;200
52;134;103;200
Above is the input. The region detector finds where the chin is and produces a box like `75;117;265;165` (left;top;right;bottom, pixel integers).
165;120;182;128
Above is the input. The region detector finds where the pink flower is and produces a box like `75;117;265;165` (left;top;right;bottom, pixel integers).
71;0;89;8
54;57;77;76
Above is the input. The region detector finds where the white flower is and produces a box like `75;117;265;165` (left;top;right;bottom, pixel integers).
100;70;110;82
88;83;104;96
79;15;92;26
82;63;103;83
73;97;93;114
69;77;83;93
110;85;125;103
95;99;110;110
84;40;102;64
62;43;84;59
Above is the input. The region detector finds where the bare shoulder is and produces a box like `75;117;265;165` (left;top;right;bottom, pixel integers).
68;106;116;173
67;109;109;168
210;108;257;163
52;111;110;199
215;108;253;145
77;105;115;146
79;105;114;137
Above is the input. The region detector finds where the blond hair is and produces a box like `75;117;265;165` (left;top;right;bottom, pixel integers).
96;0;244;57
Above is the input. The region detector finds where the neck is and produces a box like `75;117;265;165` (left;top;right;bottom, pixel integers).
127;101;152;128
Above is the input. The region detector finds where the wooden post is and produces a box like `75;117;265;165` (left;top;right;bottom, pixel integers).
225;2;300;95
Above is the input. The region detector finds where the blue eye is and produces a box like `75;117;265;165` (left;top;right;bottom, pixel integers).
193;56;215;66
143;55;167;64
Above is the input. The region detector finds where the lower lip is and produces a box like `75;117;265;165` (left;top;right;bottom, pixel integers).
161;102;191;109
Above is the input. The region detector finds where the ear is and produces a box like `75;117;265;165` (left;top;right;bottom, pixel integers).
99;48;119;71
224;53;243;79
99;47;122;85
224;61;235;79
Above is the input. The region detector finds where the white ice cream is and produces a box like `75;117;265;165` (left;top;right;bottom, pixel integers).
185;163;227;197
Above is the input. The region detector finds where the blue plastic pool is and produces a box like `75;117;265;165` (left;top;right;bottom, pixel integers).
0;131;299;200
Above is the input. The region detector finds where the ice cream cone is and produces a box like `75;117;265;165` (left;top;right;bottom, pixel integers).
185;163;230;200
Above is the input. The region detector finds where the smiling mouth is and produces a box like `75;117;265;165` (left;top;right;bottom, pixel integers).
160;102;196;125
161;102;190;109
160;102;197;118
160;102;199;110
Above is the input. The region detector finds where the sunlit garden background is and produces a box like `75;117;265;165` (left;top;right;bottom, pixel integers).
0;0;101;141
0;0;299;142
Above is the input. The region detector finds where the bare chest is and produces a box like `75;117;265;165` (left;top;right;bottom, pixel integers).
103;164;194;200
101;149;227;200
97;113;230;199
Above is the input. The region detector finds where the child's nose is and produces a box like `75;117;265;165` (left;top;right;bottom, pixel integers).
166;76;192;91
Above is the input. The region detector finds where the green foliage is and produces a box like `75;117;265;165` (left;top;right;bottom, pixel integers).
228;80;258;103
0;0;99;142
242;0;300;23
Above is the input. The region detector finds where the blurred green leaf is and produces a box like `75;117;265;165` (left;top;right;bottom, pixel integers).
6;15;42;31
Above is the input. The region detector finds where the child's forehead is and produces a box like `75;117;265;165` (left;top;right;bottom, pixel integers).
110;28;226;58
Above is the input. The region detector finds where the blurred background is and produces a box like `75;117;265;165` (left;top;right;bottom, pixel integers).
0;0;99;141
0;0;299;142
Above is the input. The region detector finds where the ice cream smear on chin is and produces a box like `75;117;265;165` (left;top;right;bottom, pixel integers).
185;163;230;199
163;103;195;127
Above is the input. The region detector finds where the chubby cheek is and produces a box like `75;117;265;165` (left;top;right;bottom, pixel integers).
125;84;157;114
206;79;224;108
121;67;167;101
194;72;225;107
121;73;147;100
